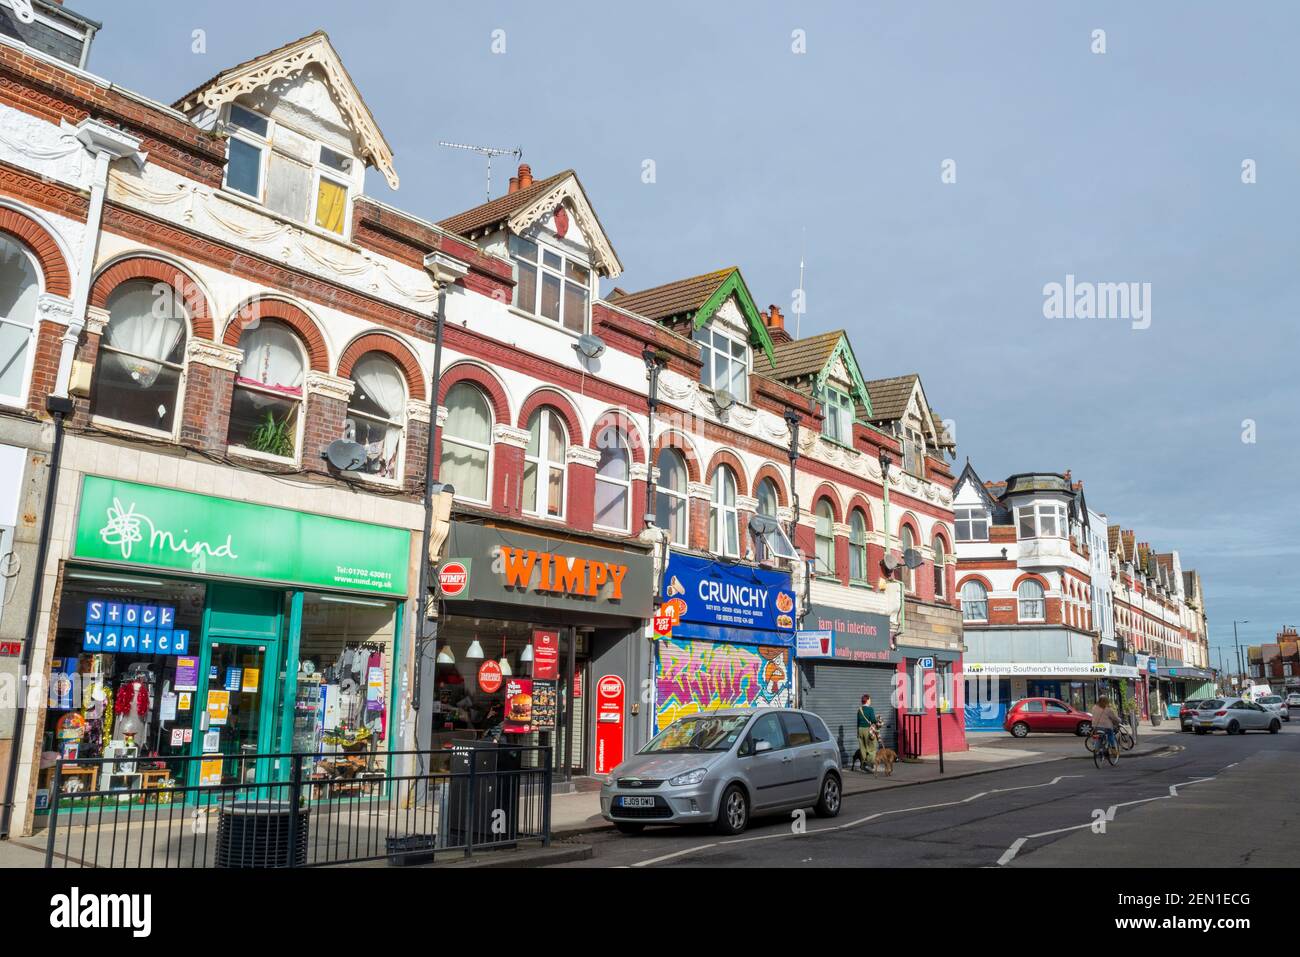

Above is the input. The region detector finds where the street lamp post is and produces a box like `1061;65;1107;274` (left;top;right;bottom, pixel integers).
1233;619;1248;692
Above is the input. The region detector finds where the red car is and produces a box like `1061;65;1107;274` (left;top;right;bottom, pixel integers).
1003;698;1095;738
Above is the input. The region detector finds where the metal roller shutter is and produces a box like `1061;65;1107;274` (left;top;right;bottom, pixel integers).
800;661;897;764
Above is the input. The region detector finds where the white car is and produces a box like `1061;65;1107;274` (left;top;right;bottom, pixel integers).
1193;697;1283;735
1258;695;1290;722
1286;692;1300;709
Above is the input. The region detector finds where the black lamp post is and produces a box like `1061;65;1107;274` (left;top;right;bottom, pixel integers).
643;349;664;527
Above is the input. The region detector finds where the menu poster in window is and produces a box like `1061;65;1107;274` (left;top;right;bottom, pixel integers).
199;759;222;787
531;679;556;729
532;629;560;681
503;677;533;734
175;657;199;692
224;668;242;692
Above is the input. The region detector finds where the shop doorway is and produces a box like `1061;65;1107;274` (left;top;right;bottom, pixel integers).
190;639;275;788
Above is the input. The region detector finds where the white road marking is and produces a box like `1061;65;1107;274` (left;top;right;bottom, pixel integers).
628;773;1082;868
997;775;1219;866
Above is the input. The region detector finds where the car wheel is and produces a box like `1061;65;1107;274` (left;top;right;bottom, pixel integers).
1010;722;1030;738
1076;721;1093;737
615;822;645;835
1270;721;1281;734
1194;727;1208;735
814;773;842;818
715;784;750;836
1227;720;1240;735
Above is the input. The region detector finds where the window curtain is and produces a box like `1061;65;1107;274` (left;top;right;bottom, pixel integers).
237;322;304;394
442;384;491;500
103;283;186;389
351;354;405;466
0;236;39;399
316;178;347;234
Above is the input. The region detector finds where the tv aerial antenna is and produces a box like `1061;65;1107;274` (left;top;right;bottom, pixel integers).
438;141;523;202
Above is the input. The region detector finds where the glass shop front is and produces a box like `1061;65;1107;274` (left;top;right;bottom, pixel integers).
429;522;654;777
32;475;411;815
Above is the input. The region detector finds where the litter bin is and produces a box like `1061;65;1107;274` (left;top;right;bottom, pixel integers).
215;800;308;868
446;741;521;850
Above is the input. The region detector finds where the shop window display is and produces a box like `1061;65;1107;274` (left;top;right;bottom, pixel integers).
38;571;205;810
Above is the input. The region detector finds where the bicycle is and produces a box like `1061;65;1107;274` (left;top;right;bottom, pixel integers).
1084;721;1135;752
1088;729;1119;767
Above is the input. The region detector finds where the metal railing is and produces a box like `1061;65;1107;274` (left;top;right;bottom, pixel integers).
898;713;924;760
42;744;552;868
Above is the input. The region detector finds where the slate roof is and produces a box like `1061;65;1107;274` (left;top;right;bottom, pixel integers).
605;268;735;321
436;169;573;237
863;374;918;422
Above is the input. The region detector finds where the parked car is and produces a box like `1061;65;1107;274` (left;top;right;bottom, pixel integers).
1178;700;1206;732
1003;697;1094;738
1192;698;1282;735
600;708;842;836
1257;695;1290;722
1286;692;1300;709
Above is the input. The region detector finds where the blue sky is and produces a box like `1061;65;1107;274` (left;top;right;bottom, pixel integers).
71;0;1300;664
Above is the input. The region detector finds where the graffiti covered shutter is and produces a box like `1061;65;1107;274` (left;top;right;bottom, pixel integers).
653;638;795;731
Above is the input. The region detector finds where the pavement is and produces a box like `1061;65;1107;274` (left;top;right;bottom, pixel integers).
553;722;1299;867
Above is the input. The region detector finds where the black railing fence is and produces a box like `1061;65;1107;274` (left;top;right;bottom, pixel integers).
898;713;924;760
42;743;552;868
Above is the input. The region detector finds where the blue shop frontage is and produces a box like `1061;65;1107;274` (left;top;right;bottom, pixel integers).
652;552;797;732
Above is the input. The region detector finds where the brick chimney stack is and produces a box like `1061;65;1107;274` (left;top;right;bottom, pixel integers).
762;304;792;344
517;164;533;190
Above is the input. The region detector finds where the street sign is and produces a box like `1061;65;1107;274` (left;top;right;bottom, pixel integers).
919;656;934;669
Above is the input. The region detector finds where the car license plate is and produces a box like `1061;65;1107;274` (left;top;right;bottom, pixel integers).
618;796;655;808
1200;720;1214;726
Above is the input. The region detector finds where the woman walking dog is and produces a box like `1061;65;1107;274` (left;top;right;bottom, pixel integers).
855;693;884;772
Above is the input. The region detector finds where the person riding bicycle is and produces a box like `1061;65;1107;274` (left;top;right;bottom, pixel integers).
1091;695;1120;753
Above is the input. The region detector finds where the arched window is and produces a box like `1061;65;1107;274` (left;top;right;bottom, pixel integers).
594;425;630;530
228;320;305;458
1018;579;1046;621
849;509;868;582
442;382;493;502
961;580;988;622
524;407;566;518
932;535;946;598
346;353;406;479
655;448;688;545
91;279;188;432
709;466;739;557
814;500;835;576
0;233;40;406
753;477;780;560
900;525;916;592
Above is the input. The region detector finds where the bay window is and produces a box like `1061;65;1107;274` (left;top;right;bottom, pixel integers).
345;353;406;480
1018;503;1069;539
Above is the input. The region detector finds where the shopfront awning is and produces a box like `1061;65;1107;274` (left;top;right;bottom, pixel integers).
1159;666;1213;681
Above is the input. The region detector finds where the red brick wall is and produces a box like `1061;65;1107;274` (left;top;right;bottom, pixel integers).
178;362;234;452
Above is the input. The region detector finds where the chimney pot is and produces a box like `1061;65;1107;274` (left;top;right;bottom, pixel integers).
517;164;533;189
763;305;785;329
508;176;519;194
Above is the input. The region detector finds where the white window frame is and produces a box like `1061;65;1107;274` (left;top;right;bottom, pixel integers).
0;234;42;409
900;525;916;593
709;466;740;558
1018;579;1046;622
694;324;750;403
814;501;836;577
345;354;407;486
655;448;689;546
932;535;946;598
227;323;308;465
960;580;988;622
90;278;190;441
509;234;592;335
441;383;494;506
593;425;631;532
523;407;567;520
954;506;989;542
221;104;355;239
903;428;926;477
849;509;869;582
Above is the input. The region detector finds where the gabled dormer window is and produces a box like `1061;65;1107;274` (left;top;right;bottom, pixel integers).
694;325;748;402
954;506;989;542
822;386;854;443
508;235;590;333
223;104;354;236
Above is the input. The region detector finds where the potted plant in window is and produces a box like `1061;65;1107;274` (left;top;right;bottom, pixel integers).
248;410;295;457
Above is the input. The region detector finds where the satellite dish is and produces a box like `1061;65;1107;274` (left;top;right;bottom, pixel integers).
325;439;367;472
574;333;606;359
714;389;736;411
903;548;924;569
882;552;901;572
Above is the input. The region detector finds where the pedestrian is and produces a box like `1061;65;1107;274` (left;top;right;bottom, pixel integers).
857;693;881;772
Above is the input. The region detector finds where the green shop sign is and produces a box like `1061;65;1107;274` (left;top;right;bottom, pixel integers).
74;476;410;596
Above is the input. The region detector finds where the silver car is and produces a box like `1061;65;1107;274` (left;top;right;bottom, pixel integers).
1258;695;1290;722
1193;697;1283;735
600;708;843;835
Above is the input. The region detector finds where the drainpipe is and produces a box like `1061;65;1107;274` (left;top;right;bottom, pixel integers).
1;121;144;839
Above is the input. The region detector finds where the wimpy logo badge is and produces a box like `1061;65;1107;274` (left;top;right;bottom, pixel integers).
50;887;151;938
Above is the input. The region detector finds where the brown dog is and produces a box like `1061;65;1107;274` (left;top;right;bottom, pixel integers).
873;747;897;776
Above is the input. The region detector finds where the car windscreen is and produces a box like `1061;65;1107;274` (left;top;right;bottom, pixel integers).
1260;696;1281;704
1199;700;1225;709
640;714;751;753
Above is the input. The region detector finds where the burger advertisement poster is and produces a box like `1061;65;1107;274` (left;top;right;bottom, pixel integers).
503;677;533;734
660;553;796;634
